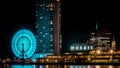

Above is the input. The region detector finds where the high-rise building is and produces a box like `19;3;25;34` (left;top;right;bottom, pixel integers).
89;30;111;50
52;0;62;55
89;23;111;50
35;0;61;57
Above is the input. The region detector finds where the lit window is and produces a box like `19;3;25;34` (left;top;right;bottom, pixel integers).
40;40;42;42
40;16;44;19
50;21;53;25
50;45;53;46
43;26;45;29
50;28;53;31
35;25;38;28
50;35;53;38
40;32;42;34
50;8;53;10
50;3;53;7
43;35;45;37
50;39;53;41
36;36;38;38
45;33;48;35
40;4;42;7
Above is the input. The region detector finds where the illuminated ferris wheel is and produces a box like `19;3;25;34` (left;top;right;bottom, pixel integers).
11;29;37;59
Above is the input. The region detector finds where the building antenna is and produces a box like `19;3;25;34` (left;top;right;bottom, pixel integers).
111;34;116;50
96;23;98;31
95;23;98;47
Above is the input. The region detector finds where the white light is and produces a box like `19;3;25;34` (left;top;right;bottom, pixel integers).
70;44;94;51
45;33;48;35
79;46;82;50
75;46;79;50
40;32;42;34
32;59;36;62
50;21;53;25
70;46;74;51
95;65;100;68
40;40;42;42
91;46;94;50
83;46;87;50
43;35;45;37
43;26;45;29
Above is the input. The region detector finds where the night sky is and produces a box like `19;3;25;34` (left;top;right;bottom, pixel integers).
0;0;35;58
0;0;120;58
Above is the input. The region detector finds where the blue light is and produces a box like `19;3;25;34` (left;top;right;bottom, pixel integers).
12;29;37;59
36;0;52;53
70;65;87;68
11;65;33;68
11;65;45;68
32;53;53;59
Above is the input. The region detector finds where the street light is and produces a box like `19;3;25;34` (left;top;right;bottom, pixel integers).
96;50;101;54
109;50;114;54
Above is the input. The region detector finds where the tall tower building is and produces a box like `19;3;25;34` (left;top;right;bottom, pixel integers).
52;0;62;55
35;0;61;57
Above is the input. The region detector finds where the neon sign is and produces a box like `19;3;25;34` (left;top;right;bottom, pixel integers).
70;43;94;51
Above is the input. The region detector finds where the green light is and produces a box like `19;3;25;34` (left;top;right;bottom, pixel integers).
96;23;98;30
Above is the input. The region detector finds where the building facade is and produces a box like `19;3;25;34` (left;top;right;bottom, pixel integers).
89;30;111;50
35;0;61;57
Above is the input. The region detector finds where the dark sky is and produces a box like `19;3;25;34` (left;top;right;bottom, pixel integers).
61;1;120;51
0;0;120;58
0;0;36;58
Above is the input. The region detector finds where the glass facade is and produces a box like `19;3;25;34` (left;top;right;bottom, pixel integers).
36;0;53;53
35;0;61;58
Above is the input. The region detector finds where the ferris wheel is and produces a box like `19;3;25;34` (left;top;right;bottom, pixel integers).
11;29;37;59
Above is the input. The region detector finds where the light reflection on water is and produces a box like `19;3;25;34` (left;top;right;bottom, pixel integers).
1;64;120;68
10;65;45;68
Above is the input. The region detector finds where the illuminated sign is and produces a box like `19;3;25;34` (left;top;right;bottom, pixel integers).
70;65;87;68
70;43;94;51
